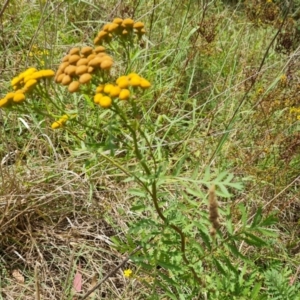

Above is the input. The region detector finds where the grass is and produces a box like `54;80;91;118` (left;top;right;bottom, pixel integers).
1;0;300;299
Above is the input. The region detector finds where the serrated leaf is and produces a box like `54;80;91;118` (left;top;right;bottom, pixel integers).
226;241;245;259
216;171;229;182
216;184;231;198
243;232;268;247
256;228;278;237
185;187;205;199
198;229;212;250
222;255;238;275
259;214;278;227
213;257;227;275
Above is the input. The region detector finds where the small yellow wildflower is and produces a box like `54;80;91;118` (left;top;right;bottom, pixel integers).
94;93;103;104
5;92;15;101
39;70;55;78
122;18;134;28
51;121;63;129
116;76;129;88
123;269;133;278
13;93;26;103
21;68;37;78
256;88;264;95
24;79;38;90
0;97;10;108
129;75;141;87
96;85;105;93
103;84;114;94
68;81;80;93
51;115;68;129
140;78;151;89
119;89;130;100
113;18;123;25
11;76;22;87
109;86;121;97
99;96;112;108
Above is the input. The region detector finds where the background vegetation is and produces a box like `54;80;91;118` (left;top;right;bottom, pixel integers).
0;0;299;299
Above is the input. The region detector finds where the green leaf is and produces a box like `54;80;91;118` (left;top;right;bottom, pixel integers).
156;260;181;271
256;228;278;237
172;154;188;176
128;188;147;197
186;186;205;199
204;167;211;182
259;214;278;227
251;282;262;299
213;257;227;275
216;171;229;182
238;203;247;228
251;207;263;228
222;255;239;275
216;184;231;198
198;229;212;250
226;217;234;235
162;292;178;300
226;241;245;259
130;204;147;212
157;270;180;287
243;232;268;247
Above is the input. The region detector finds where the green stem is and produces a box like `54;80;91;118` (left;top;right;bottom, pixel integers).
114;102;203;285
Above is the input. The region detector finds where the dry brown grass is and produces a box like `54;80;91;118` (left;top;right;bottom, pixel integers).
0;151;143;299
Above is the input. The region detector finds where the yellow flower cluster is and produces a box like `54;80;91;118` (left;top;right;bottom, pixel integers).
94;73;151;108
29;45;50;66
0;68;55;108
55;46;113;93
94;18;146;45
51;114;69;129
290;107;300;120
29;45;49;57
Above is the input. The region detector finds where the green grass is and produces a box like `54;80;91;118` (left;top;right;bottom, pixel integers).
0;0;300;299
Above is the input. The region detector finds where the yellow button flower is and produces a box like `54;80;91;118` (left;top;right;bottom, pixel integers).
5;92;15;101
103;84;114;94
0;98;10;108
94;93;103;104
24;79;38;90
129;75;141;87
39;69;55;78
110;86;121;97
116;76;129;88
13;93;26;103
119;89;130;100
99;96;112;108
51;121;63;129
140;78;151;89
96;85;105;93
20;68;37;79
11;76;22;87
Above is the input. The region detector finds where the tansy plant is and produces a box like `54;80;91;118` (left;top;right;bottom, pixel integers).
1;18;281;298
